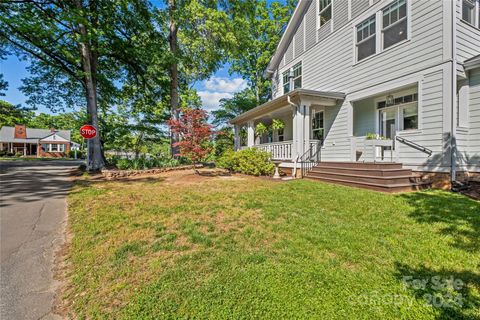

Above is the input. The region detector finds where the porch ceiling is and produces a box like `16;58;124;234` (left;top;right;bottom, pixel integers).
230;89;345;125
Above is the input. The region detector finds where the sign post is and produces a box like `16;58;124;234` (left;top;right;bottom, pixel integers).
80;125;98;169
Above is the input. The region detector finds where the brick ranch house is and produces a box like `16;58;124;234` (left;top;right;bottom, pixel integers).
0;124;73;158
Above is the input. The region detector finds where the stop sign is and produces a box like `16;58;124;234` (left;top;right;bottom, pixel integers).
80;125;97;139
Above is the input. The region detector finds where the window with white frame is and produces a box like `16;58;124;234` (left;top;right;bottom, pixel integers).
282;62;302;94
41;143;66;152
312;111;325;140
382;0;407;49
277;128;284;142
356;15;376;61
292;62;302;89
282;70;290;94
377;92;418;138
319;0;332;27
463;0;475;25
462;0;480;27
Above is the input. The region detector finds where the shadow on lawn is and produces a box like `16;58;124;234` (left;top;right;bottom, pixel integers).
400;191;480;253
395;263;480;320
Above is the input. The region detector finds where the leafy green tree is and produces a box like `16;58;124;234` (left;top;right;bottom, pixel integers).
0;100;35;127
162;0;236;154
30;111;87;144
212;88;258;128
226;0;296;104
0;0;168;170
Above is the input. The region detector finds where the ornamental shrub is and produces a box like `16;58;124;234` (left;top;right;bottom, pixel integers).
217;148;275;176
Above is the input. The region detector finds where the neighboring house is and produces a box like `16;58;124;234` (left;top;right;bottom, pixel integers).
231;0;480;189
0;124;72;158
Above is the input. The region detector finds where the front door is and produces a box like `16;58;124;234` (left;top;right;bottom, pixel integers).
380;108;396;139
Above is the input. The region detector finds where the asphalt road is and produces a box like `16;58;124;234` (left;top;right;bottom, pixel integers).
0;160;81;320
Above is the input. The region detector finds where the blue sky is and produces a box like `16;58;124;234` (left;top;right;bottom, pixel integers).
0;54;247;115
1;0;286;115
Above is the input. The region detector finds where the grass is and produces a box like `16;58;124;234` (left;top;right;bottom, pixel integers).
65;172;480;319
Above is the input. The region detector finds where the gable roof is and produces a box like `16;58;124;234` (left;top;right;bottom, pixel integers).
265;0;310;77
0;126;71;143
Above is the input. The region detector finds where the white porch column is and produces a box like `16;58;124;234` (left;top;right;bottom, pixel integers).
296;105;305;156
291;106;298;157
247;121;255;147
303;103;311;154
24;143;26;156
233;124;240;150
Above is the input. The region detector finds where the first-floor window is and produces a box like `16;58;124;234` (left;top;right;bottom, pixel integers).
378;92;418;138
312;111;324;140
51;144;58;152
277;128;284;142
401;104;418;131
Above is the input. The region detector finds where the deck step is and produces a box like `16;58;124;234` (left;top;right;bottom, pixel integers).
305;162;430;192
309;166;412;177
305;175;430;193
307;171;422;185
316;161;403;169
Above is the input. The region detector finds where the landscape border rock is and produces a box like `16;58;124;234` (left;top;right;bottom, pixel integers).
101;164;202;180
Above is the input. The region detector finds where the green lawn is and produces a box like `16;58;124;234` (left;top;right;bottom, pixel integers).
65;172;480;319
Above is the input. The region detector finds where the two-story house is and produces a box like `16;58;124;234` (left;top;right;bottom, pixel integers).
231;0;480;190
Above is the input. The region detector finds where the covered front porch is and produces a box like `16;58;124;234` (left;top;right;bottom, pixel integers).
231;89;345;162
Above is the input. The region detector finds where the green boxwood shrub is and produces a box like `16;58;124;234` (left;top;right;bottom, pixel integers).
114;155;181;170
216;148;275;176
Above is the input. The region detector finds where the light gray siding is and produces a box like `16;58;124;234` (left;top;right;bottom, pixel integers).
456;1;480;64
304;0;317;51
318;20;332;42
468;68;480;171
295;19;305;58
351;0;370;18
284;0;448;169
333;0;349;31
285;40;294;65
353;98;376;136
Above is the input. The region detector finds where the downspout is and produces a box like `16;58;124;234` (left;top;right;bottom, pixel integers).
450;0;457;183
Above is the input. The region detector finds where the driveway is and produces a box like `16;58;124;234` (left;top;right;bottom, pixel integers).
0;160;81;320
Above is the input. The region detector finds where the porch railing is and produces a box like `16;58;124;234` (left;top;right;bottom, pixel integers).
255;140;293;160
353;136;394;162
300;140;323;178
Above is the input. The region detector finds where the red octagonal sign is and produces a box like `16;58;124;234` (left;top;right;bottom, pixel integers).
80;125;97;139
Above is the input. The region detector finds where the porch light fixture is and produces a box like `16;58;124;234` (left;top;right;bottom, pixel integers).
386;94;394;106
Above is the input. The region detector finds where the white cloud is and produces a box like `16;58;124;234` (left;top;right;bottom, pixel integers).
204;77;247;93
198;91;233;111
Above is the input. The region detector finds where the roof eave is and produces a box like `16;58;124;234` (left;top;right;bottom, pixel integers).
264;0;310;78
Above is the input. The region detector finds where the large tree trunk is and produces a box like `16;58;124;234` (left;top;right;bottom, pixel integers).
76;0;104;170
169;0;180;157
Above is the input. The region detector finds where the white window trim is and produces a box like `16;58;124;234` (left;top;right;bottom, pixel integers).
373;87;421;135
352;0;411;65
461;0;480;28
317;0;333;30
311;108;326;140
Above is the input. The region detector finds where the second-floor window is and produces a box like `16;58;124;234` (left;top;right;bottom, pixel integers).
292;62;302;89
319;0;332;27
382;0;407;49
356;15;376;61
282;62;302;94
462;0;480;27
283;70;290;94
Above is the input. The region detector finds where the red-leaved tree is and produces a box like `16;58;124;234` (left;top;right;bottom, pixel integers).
167;108;217;171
